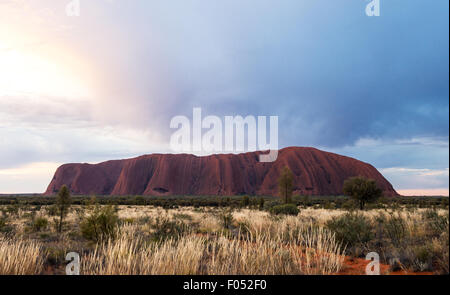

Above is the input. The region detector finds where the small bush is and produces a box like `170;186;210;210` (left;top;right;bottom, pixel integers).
263;200;282;211
433;230;449;274
137;216;151;225
237;221;251;236
0;217;13;233
422;209;449;236
376;213;408;247
219;210;234;229
341;199;357;211
80;206;119;242
269;204;299;216
5;205;19;216
412;245;433;272
0;217;6;229
326;212;373;256
32;217;48;232
45;247;67;266
151;216;189;241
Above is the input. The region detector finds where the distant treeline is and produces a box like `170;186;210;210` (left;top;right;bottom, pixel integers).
0;194;447;209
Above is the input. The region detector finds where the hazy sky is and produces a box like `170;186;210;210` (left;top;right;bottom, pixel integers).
0;0;448;195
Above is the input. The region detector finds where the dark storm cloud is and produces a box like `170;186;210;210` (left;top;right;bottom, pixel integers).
48;0;450;168
86;0;448;149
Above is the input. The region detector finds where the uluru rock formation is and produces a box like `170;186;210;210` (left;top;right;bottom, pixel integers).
45;147;398;196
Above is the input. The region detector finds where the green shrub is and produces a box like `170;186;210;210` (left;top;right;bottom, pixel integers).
376;213;408;247
80;205;119;242
326;212;373;255
412;245;433;272
0;217;6;229
151;216;189;241
341;199;357;211
5;205;19;216
263;200;281;211
422;209;449;236
0;217;13;233
269;204;299;216
219;210;234;229
23;211;36;221
32;217;48;232
343;176;382;210
237;221;251;236
137;216;151;225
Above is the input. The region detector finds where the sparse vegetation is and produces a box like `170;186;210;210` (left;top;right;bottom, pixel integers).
0;195;448;275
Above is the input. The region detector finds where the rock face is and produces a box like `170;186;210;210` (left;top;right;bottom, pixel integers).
45;147;398;196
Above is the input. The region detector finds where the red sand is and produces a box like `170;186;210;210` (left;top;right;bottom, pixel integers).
337;256;434;275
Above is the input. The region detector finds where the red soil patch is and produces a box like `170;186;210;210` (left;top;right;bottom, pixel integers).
337;256;434;275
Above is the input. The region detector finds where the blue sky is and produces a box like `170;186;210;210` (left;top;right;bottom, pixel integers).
0;0;448;195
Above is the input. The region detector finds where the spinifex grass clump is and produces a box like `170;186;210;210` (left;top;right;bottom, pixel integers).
151;216;190;241
32;217;49;232
0;238;45;274
325;212;373;256
80;205;119;242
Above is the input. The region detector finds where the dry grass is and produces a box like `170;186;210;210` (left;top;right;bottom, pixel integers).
0;204;447;275
0;237;45;274
81;223;344;275
82;233;205;275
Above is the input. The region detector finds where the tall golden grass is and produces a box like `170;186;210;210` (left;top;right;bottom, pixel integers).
0;238;45;275
81;223;344;275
